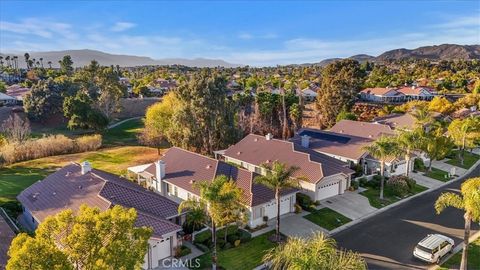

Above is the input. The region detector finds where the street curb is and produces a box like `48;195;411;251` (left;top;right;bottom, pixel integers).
430;230;480;270
330;158;480;236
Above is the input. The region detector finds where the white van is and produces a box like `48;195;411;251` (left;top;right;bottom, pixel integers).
413;234;454;264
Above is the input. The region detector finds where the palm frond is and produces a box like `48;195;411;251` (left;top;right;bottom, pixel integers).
434;192;464;214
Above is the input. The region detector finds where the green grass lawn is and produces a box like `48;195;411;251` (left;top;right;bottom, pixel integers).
0;146;161;217
195;231;276;270
303;208;351;230
360;184;427;208
422;167;451;182
102;118;145;146
446;151;480;170
439;238;480;270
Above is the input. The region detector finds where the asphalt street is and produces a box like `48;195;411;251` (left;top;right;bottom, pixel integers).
333;164;480;270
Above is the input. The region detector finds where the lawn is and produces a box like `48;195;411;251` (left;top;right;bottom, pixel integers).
439;238;480;270
422;167;451;182
0;146;161;216
445;151;480;170
102;118;145;146
360;184;427;209
195;231;277;270
304;208;351;230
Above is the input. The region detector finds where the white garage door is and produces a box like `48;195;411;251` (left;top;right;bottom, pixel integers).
317;181;340;200
151;237;171;267
280;197;291;215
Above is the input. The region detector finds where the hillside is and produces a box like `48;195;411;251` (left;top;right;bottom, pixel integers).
0;49;240;68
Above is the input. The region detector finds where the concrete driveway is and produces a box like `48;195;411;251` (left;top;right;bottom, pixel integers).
269;212;328;238
410;172;444;189
320;191;377;220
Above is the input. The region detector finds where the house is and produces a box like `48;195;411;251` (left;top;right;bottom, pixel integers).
301;87;318;101
5;84;30;103
373;113;417;130
397;86;435;101
359;87;405;103
219;134;354;202
128;147;298;228
17;162;183;270
0;211;16;269
0;92;16;105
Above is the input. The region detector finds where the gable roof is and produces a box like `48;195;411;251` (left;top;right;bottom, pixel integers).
223;134;353;184
17;164;181;238
360;87;403;96
397;86;434;96
373;113;417;130
329;120;395;139
157;147;296;207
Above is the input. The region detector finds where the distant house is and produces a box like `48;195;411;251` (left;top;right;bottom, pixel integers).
301;87;318;101
5;84;30;103
219;134;354;202
359;87;405;103
397;86;435;101
17;162;183;269
128;147;298;228
291;120;414;177
0;92;16;105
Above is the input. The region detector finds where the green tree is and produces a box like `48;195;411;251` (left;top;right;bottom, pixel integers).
59;55;74;75
96;67;127;120
0;81;6;93
7;205;152;270
255;161;301;242
63;91;109;130
178;175;246;270
448;117;480;165
316;59;364;127
263;232;366;270
420;127;453;171
363;136;399;199
336;108;358;122
435;178;480;270
23;78;64;121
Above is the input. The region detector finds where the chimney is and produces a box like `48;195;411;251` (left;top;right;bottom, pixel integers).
155;160;166;180
81;161;92;175
265;133;273;141
301;135;310;148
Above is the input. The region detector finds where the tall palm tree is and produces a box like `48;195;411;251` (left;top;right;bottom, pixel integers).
178;175;245;270
411;107;432;127
363;136;399;199
396;128;422;177
255;161;302;242
47;61;52;69
24;53;30;70
263;232;367;270
39;57;44;68
435;178;480;270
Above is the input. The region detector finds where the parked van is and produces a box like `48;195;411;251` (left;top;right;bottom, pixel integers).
413;234;454;264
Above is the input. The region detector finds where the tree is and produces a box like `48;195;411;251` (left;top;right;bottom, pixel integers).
435;178;480;270
336;108;358;122
255;161;301;242
263;232;366;270
24;53;30;70
1;114;30;143
59;55;74;75
428;96;453;114
63;91;109;130
0;81;6;93
7;204;152;270
410;107;432;127
178;175;246;270
396;128;423;177
23;78;64;121
448;117;480;165
96;67;127;120
315;59;364;127
420;127;453;171
363;136;399;199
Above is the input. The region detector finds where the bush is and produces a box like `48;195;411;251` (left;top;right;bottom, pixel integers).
294;203;302;213
351;180;359;190
193;230;212;245
227;233;239;244
296;193;314;211
387;175;415;196
0;134;102;165
366;175;382;189
238;229;251;243
195;243;210;252
358;177;368;187
223;242;232;250
414;158;426;172
174;245;191;258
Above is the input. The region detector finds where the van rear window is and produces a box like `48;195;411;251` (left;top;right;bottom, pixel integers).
416;245;433;254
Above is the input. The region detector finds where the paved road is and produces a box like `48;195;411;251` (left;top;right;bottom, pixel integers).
333;164;480;270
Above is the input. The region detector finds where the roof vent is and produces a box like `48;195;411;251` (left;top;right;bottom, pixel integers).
339;130;344;133
206;164;212;169
65;171;71;177
265;133;273;140
368;135;373;138
237;151;242;155
78;185;83;189
254;138;258;142
189;179;196;184
266;159;271;163
52;191;57;196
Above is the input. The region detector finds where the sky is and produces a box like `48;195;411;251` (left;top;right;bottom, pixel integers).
0;0;479;66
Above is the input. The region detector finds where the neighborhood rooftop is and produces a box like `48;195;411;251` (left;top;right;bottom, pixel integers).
329;119;395;139
17;163;181;238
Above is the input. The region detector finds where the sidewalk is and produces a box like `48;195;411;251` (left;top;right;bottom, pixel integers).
410;171;444;189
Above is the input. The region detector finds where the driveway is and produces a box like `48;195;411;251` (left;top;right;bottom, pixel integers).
271;212;328;238
431;160;467;176
410;172;444;189
320;191;377;220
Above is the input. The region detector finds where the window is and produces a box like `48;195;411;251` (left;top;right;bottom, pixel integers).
166;183;171;193
254;166;262;174
174;186;178;197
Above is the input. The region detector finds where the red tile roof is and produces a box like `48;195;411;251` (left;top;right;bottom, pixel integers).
329;120;395;139
223;134;353;184
17;164;181;238
158;147;297;207
396;86;434;96
360;87;400;96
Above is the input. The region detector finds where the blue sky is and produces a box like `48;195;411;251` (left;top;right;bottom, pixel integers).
0;1;479;66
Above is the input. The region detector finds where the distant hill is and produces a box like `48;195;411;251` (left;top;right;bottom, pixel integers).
312;44;479;66
0;49;240;68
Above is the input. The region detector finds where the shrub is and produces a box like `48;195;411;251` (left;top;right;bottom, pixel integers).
75;134;102;152
234;239;241;247
366;175;382;189
358;177;368;187
294;203;302;213
414;158;426;172
296;193;314;211
195;243;210;252
227;233;239;244
223;242;232;250
193;230;212;245
238;229;251;243
387;175;415;196
351;180;359;190
174;245;191;258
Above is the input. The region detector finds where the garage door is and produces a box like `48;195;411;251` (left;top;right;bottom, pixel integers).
151;237;171;267
280;197;291;215
317;181;340;200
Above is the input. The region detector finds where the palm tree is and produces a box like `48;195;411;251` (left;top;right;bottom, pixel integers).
24;53;30;70
435;178;480;270
255;161;302;242
396;128;422;177
178;175;245;270
448;117;480;166
39;57;44;68
263;232;367;270
411;107;432;127
363;136;399;199
47;61;52;69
